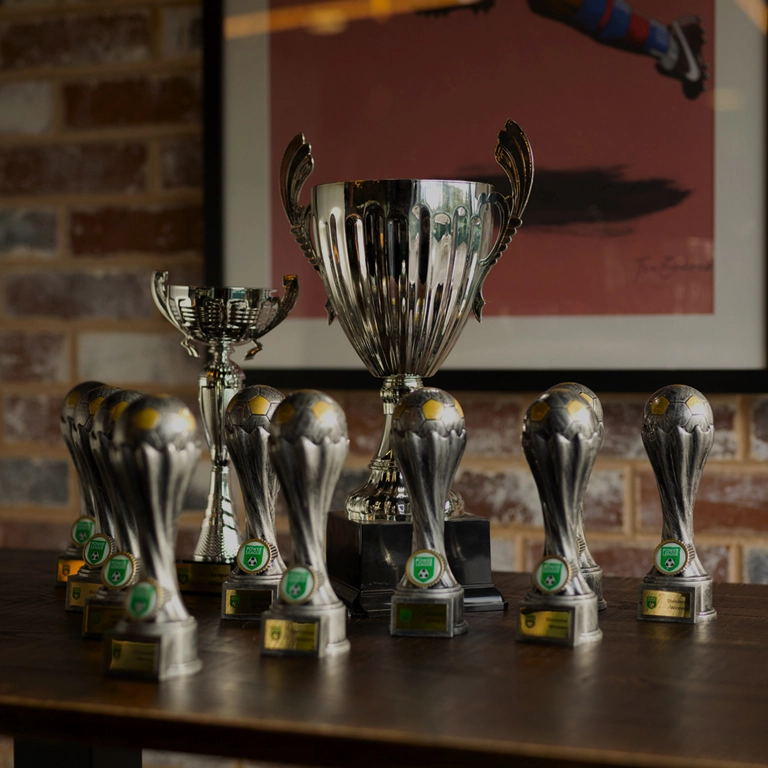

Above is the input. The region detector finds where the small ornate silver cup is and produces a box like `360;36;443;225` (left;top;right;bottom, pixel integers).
151;271;298;591
281;120;532;521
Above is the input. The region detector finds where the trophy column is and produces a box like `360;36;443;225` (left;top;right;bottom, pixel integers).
261;391;349;657
638;385;716;623
389;389;468;638
105;395;202;680
518;389;602;646
221;385;287;620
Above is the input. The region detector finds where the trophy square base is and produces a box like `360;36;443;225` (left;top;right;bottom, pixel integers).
65;572;102;612
261;602;349;658
56;555;85;585
221;581;275;620
582;565;607;611
104;617;202;681
517;594;602;647
83;602;125;638
637;575;716;623
390;586;468;638
176;560;233;593
327;510;506;616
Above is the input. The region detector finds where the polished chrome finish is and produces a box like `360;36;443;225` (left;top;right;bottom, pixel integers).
548;382;606;610
389;388;468;637
106;395;202;679
280;120;533;521
519;388;602;646
151;271;299;563
638;385;716;623
262;390;350;656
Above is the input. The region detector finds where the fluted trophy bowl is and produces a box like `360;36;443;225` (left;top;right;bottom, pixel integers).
281;120;533;522
151;272;299;563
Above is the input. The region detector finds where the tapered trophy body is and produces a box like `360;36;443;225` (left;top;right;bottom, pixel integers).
151;272;298;592
638;385;716;623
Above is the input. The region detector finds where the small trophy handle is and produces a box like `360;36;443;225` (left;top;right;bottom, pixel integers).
244;274;300;360
151;271;200;359
472;119;535;321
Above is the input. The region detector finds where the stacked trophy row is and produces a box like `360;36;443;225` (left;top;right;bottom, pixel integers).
54;120;717;679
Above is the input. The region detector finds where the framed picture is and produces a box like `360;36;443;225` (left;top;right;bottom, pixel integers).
204;0;766;392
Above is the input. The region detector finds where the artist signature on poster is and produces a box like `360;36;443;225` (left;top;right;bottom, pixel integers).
634;254;713;283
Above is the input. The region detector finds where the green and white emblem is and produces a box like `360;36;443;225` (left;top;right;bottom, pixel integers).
654;540;688;575
405;550;444;588
83;533;113;569
533;556;571;593
70;516;96;547
102;552;137;590
237;538;272;574
279;566;316;605
124;580;161;621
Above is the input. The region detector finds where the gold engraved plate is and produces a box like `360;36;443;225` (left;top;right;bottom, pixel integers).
84;605;125;635
642;589;691;619
224;589;273;616
394;604;448;632
57;558;85;583
519;608;571;639
108;640;159;673
67;581;101;607
176;562;232;592
263;619;318;652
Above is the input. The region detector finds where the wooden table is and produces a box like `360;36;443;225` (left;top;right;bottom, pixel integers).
1;549;767;768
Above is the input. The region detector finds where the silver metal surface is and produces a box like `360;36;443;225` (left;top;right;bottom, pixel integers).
107;395;202;679
638;384;716;623
519;389;602;646
262;390;350;656
280;120;533;522
389;388;468;637
151;271;298;563
548;382;606;610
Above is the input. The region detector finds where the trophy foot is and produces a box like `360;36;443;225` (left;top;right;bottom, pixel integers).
56;547;85;586
176;560;233;594
581;565;607;610
83;588;128;638
65;569;102;612
390;584;468;638
221;571;281;620
637;573;716;623
517;592;602;647
261;601;350;657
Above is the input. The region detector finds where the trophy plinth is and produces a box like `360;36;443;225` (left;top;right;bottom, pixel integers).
517;390;602;647
637;385;716;624
83;552;138;638
261;391;350;658
151;271;298;593
104;395;202;681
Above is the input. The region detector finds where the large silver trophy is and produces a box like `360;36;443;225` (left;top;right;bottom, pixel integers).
151;272;298;591
280;120;533;613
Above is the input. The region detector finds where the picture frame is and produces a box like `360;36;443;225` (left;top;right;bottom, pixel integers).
203;0;767;393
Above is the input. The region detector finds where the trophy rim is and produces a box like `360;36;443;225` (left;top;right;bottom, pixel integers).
311;178;495;194
166;284;278;301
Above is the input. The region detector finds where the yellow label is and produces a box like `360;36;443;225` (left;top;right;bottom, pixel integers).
263;619;318;652
84;605;124;635
176;561;232;592
394;603;448;632
67;580;102;607
108;640;159;673
57;558;85;583
641;589;691;618
519;608;571;639
224;589;273;616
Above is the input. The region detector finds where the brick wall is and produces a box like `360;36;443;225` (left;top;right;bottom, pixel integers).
1;0;768;596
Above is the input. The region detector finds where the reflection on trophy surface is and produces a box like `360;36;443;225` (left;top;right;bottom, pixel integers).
57;380;105;585
518;389;602;647
390;389;468;638
105;395;202;680
221;385;287;620
82;389;145;637
261;391;350;657
151;271;298;592
638;385;716;624
280;119;532;614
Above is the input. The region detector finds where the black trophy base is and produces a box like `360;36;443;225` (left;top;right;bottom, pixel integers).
327;510;506;616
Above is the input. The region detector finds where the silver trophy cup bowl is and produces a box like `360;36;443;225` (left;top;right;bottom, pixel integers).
151;272;299;565
281;120;533;521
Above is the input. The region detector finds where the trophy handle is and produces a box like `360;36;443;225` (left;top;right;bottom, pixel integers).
244;274;300;360
472;119;535;321
151;271;200;358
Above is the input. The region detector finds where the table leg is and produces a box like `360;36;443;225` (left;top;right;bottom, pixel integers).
14;737;142;768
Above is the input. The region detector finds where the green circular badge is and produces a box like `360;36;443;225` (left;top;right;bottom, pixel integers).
70;516;96;547
533;556;571;594
405;549;444;588
237;537;272;574
279;566;316;605
83;533;114;569
124;580;161;621
102;552;137;590
654;539;689;575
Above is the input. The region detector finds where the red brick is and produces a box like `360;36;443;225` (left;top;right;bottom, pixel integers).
0;457;68;505
161;137;202;189
639;470;768;534
0;519;72;550
0;331;68;382
63;75;200;129
0;13;151;70
70;205;202;256
457;392;525;457
326;390;382;456
0;143;146;196
751;397;768;460
162;6;202;58
3;394;61;444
